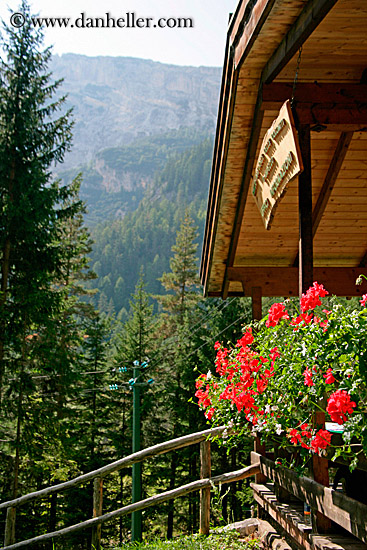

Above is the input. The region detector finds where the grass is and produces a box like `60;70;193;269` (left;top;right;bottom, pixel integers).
104;530;261;550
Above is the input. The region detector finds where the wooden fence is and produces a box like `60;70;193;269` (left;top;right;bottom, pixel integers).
4;427;367;550
0;426;260;550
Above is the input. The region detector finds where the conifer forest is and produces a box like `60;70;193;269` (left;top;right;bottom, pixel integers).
0;2;256;547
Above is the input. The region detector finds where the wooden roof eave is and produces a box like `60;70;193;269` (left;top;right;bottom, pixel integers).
200;23;238;294
201;0;342;298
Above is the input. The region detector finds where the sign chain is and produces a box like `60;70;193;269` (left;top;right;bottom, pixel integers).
291;46;303;108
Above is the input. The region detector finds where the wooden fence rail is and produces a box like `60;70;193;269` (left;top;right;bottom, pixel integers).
0;425;226;512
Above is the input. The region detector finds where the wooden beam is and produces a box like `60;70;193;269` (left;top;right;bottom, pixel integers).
227;267;367;297
4;508;16;547
262;0;339;84
232;0;277;70
251;452;367;543
254;437;267;485
296;105;367;126
262;83;367;107
312;132;354;237
201;28;238;293
298;124;313;295
359;252;367;268
91;477;103;550
311;412;332;533
251;287;262;321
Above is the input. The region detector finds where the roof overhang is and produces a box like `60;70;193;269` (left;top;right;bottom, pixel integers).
201;0;367;299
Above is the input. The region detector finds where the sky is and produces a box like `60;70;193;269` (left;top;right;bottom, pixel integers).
0;0;239;67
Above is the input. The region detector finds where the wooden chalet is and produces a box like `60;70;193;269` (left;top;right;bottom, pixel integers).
200;1;367;547
201;0;367;314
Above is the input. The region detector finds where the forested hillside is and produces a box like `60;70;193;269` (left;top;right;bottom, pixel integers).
88;138;213;316
60;127;210;226
49;53;222;310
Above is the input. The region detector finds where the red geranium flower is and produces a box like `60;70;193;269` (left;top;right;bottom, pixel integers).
300;282;329;313
303;367;314;387
236;327;254;347
311;429;331;453
266;303;289;327
288;428;301;445
326;389;356;424
195;386;211;409
195;373;207;389
360;294;367;307
323;368;335;384
300;423;312;438
290;312;313;329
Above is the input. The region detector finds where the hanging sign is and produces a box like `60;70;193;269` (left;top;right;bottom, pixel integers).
251;100;303;230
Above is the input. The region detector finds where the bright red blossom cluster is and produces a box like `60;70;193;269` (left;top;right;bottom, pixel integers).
300;282;329;312
303;367;314;386
323;368;336;384
266;303;289;327
326;389;356;424
213;328;277;421
287;424;331;453
264;282;330;331
310;429;332;453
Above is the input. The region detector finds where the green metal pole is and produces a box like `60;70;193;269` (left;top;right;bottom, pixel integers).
131;364;142;542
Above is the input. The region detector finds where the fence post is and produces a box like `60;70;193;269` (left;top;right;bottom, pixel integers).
200;440;211;535
91;477;103;550
254;437;267;484
4;506;16;546
312;411;332;533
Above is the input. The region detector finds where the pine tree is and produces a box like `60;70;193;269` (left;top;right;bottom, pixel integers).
156;211;200;323
0;0;73;401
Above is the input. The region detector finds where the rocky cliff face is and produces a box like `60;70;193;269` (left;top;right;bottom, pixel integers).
51;54;222;169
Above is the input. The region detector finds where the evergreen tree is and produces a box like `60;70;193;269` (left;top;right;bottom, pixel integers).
156;212;200;323
0;0;73;401
153;213;202;537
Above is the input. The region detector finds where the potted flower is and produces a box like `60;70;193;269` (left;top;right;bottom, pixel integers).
195;282;367;470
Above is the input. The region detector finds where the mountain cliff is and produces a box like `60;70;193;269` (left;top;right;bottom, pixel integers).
51;54;222;169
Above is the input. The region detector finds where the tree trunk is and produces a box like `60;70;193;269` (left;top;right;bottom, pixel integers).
0;157;15;405
5;364;24;545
